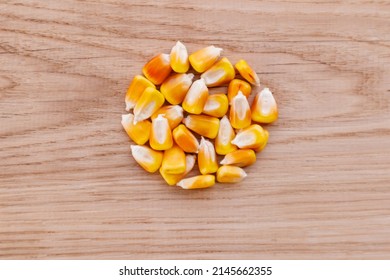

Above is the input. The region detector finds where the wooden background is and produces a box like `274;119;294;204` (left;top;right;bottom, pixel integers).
1;0;390;259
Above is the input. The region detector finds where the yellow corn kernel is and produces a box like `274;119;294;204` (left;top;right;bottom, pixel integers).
149;114;173;151
182;114;220;139
251;88;278;124
125;75;156;111
231;124;267;150
220;149;256;167
160;154;196;186
202;93;228;118
121;113;151;145
227;79;251;103
235;59;260;86
189;45;223;73
201;57;235;87
130;145;163;173
160;144;186;174
229;91;251;129
170;41;190;73
216;166;247;183
172;124;199;153
177;175;215;189
142;53;172;85
198;137;218;175
253;129;269;153
133;87;165;123
151;105;183;129
215;115;237;155
182;79;209;114
160;73;194;105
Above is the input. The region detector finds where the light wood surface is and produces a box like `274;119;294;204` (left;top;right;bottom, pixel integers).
1;0;390;260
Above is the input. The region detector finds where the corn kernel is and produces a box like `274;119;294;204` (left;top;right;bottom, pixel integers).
216;166;247;183
182;114;220;139
189;45;223;73
125;75;156;111
253;129;269;153
130;145;163;173
170;41;190;73
220;149;256;167
198;137;218;175
215;115;237;155
172;124;199;153
231;124;267;150
142;53;172;85
251;88;278;124
151;105;183;129
133;87;165;123
201;57;235;87
150;114;173;151
121;113;151;145
182;78;209;114
177;175;215;189
202;93;228;118
227;79;251;103
160;73;194;105
229;91;251;129
161;144;186;174
160;154;196;185
235;59;260;86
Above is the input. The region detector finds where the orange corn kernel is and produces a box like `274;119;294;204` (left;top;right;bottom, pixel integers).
172;124;200;153
170;41;190;73
231;124;267;150
201;57;235;87
202;93;229;118
235;59;260;86
121;113;151;145
160;73;194;105
215;115;237;155
142;53;172;85
189;45;223;73
177;175;215;189
198;137;219;175
251;88;278;124
151;105;184;129
182;78;209;114
227;79;251;103
220;149;256;167
160;154;196;186
133;87;165;124
216;166;247;183
160;144;186;174
229;91;251;129
150;114;173;151
253;129;269;153
182;114;220;139
130;145;163;173
125;75;156;111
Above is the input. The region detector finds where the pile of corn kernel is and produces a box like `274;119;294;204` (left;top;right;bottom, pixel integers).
122;42;278;189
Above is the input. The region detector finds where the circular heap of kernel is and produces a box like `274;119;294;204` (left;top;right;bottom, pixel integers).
122;42;278;189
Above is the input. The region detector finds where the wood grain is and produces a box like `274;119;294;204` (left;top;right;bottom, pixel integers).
1;0;390;259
